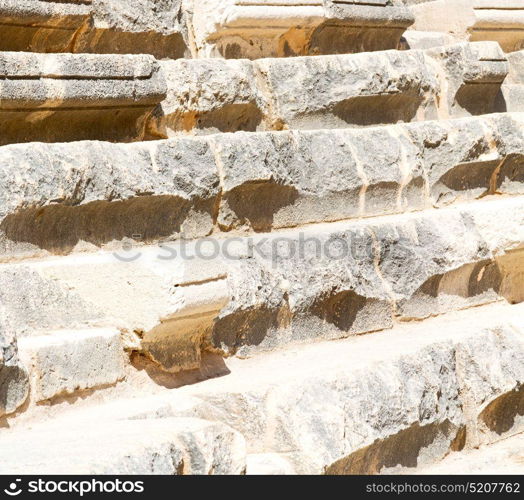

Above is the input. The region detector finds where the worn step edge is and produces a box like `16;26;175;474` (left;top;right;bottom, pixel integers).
0;112;523;260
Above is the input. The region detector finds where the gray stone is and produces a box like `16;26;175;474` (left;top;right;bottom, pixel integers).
0;305;29;417
0;137;219;257
154;58;269;136
156;42;507;134
176;303;524;474
0;0;189;57
0;52;166;144
188;0;413;58
18;329;125;402
0;417;246;474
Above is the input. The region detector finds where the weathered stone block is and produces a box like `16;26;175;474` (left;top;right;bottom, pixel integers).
156;42;508;134
411;0;524;52
0;417;246;474
74;0;189;58
176;303;524;473
0;52;166;144
0;137;219;257
0;0;90;52
0;0;189;57
188;0;414;58
0;305;29;417
154;58;269;136
18;329;125;402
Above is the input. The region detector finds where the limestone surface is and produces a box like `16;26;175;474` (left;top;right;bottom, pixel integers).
2;196;522;373
0;113;522;258
0;52;166;144
0;305;29;417
156;42;510;134
0;417;246;474
18;329;125;402
188;0;414;58
411;1;524;53
0;0;189;57
0;0;523;477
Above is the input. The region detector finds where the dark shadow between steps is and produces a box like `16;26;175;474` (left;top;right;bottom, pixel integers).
308;23;408;56
497;153;524;190
210;306;286;353
0;195;215;254
332;93;424;127
311;289;368;332
130;351;230;389
455;84;507;116
161;103;264;135
220;182;299;232
479;385;524;436
325;420;464;475
437;159;500;194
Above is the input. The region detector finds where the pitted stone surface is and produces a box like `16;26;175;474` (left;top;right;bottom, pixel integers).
156;42;510;134
0;0;523;477
0;0;189;57
411;0;524;53
188;0;413;58
0;305;29;417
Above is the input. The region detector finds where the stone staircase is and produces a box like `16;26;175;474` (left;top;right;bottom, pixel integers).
0;0;523;475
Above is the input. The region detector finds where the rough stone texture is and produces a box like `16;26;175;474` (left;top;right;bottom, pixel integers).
0;52;166;144
0;267;103;337
156;42;510;134
2;303;521;475
0;0;189;57
412;432;524;475
411;0;524;53
0;113;522;259
187;0;414;59
0;138;219;257
0;305;29;417
0;0;91;52
153;58;270;136
0;417;246;474
0;0;523;477
18;329;125;402
3;196;523;372
169;304;524;474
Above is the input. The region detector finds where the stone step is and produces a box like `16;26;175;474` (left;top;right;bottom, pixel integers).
4;1;523;60
2;302;523;474
164;302;524;474
410;0;524;53
0;0;89;55
0;0;189;58
1;196;522;375
0;51;166;144
0;113;522;259
155;41;511;134
188;0;414;59
502;50;524;112
18;328;125;404
0;324;126;416
411;433;524;475
0;42;516;142
0;303;29;417
0;417;246;474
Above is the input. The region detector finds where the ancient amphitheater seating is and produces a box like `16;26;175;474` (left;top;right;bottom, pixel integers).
410;0;524;53
0;0;523;475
